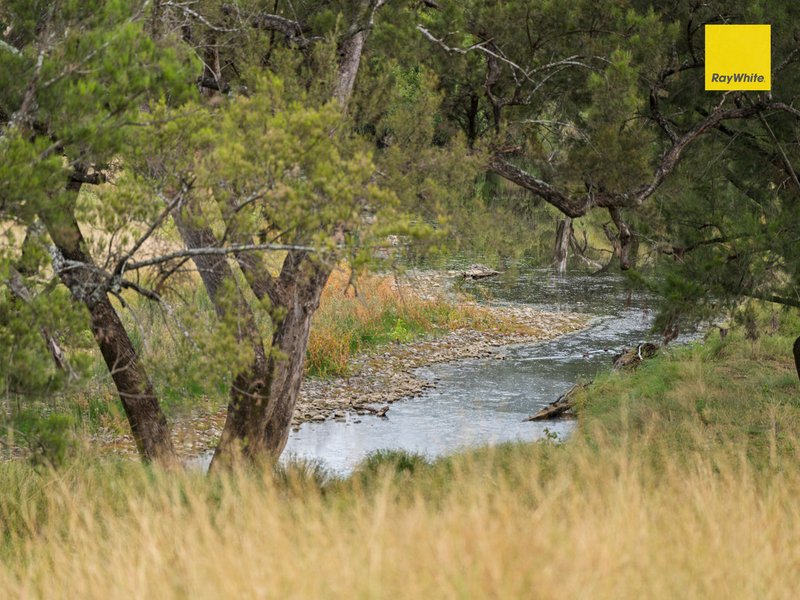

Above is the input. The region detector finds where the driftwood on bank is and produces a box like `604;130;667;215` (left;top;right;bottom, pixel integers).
526;341;661;422
524;383;587;421
363;405;390;417
461;264;501;280
612;342;658;370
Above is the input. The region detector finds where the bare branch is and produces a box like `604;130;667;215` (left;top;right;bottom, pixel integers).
164;1;239;33
0;39;21;56
112;182;191;278
125;242;317;271
416;24;590;86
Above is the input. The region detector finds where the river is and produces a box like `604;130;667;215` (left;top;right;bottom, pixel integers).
274;266;696;475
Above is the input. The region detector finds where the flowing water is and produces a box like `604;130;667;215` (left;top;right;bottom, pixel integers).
192;266;695;474
275;266;695;476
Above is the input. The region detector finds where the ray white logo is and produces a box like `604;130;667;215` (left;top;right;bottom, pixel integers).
705;25;771;91
709;73;766;84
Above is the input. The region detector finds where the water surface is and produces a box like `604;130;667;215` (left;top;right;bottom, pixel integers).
281;268;686;475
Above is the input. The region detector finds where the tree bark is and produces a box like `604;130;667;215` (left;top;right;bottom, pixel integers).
609;207;634;270
40;182;176;465
171;206;273;466
554;217;572;274
334;30;366;107
262;254;330;455
333;1;386;106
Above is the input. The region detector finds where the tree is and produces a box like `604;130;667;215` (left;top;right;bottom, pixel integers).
147;0;403;466
1;0;436;466
1;0;197;463
410;0;800;363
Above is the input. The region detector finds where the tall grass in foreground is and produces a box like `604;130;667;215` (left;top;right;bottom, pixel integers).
1;433;799;599
2;306;797;598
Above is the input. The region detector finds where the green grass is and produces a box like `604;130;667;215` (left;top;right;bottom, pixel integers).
574;311;800;471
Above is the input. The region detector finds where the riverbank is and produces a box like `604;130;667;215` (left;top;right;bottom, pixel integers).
94;271;588;459
572;312;800;468
2;314;799;598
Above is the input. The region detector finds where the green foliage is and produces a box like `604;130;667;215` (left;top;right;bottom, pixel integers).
9;410;78;468
0;273;91;395
3;0;800;458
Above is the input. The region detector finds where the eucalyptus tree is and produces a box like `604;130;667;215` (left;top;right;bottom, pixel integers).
145;0;414;466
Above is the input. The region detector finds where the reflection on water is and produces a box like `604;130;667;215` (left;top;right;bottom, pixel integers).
280;267;689;475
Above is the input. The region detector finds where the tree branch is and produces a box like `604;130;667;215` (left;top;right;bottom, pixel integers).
112;182;191;278
490;97;771;219
125;242;317;271
416;24;589;86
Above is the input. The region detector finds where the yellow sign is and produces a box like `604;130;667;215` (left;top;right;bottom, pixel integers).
705;24;771;91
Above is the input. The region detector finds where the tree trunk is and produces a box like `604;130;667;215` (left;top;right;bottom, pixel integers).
262;260;330;455
794;336;800;381
40;186;176;465
87;297;177;463
554;217;572;274
172;207;273;465
609;207;633;270
185;0;377;468
334;30;366;107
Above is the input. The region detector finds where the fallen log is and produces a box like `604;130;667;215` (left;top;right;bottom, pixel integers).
524;383;587;421
462;263;501;280
612;342;658;370
364;405;390;417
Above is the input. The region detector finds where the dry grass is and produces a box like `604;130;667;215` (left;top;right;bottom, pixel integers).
3;295;798;598
307;268;537;376
1;430;799;599
1;317;799;597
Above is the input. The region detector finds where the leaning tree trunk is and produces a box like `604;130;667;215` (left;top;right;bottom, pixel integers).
40;185;176;464
262;260;330;456
174;217;330;468
206;248;331;468
172;208;274;466
554;217;572;274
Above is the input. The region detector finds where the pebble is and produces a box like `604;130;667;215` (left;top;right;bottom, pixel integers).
85;270;589;461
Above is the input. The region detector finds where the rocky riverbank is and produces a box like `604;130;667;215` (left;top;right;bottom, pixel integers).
150;304;587;458
92;274;589;459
